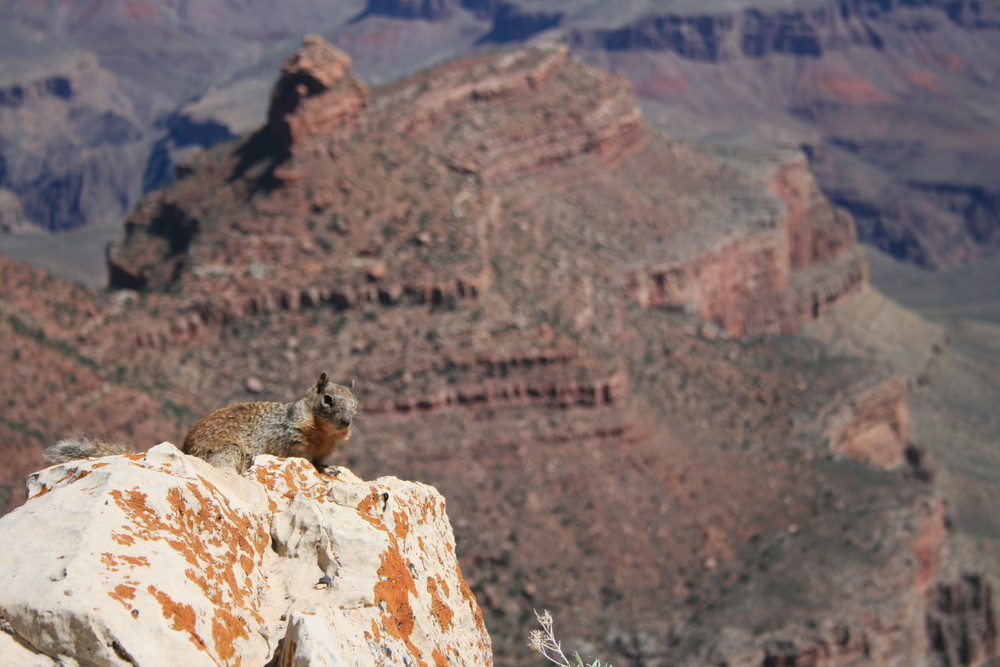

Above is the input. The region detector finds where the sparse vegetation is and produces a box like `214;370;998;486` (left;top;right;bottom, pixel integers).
5;313;98;369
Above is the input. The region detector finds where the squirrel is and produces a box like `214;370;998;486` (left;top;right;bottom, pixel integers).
44;372;358;474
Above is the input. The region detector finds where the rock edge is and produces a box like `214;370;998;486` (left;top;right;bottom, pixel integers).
0;442;492;666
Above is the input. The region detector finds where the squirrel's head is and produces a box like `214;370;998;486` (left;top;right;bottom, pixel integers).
312;371;358;431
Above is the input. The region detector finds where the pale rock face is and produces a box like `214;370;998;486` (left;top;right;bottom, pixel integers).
0;631;56;666
0;442;492;666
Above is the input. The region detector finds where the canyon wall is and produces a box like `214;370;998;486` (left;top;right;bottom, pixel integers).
0;39;994;666
626;155;866;337
4;0;998;268
0;52;152;232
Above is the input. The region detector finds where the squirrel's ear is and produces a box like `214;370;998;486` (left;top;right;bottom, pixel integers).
349;378;355;390
316;372;328;392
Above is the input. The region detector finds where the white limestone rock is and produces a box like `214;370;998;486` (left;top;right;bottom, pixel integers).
0;443;492;666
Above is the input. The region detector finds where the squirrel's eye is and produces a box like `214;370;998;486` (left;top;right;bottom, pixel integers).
323;395;334;406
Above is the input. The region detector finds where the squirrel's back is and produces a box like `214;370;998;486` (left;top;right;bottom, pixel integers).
181;400;287;472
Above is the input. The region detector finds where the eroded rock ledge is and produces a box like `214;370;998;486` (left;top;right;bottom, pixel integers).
625;154;866;338
0;443;492;666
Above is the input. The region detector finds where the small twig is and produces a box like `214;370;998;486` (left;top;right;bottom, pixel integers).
527;609;612;667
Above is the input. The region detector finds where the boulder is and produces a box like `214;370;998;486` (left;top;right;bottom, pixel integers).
0;443;492;666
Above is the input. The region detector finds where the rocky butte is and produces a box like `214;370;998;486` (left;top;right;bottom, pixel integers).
0;37;996;664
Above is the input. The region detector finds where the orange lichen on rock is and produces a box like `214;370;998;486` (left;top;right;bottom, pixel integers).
102;470;270;663
357;489;387;528
361;487;428;665
148;584;206;652
110;531;136;546
375;546;418;643
427;576;454;632
108;583;137;611
118;554;150;567
346;477;491;664
211;607;249;663
1;443;492;665
100;551;150;571
394;508;411;540
458;565;487;634
252;456;335;502
29;469;91;500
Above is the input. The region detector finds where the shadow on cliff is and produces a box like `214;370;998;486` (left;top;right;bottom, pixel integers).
228;126;289;194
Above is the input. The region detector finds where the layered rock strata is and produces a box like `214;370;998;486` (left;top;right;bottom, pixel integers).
626;155;866;337
385;46;644;180
108;40;862;341
0;39;994;666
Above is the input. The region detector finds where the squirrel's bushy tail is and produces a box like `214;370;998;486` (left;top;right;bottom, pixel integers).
43;437;133;465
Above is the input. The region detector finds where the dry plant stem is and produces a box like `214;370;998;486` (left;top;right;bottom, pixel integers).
528;609;571;666
528;609;612;667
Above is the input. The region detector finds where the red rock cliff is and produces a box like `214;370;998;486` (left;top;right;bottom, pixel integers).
626;154;867;337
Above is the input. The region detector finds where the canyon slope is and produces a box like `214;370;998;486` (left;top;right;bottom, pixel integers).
0;40;995;665
2;0;999;274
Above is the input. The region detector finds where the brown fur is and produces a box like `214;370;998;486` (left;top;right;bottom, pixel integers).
182;372;357;473
44;372;358;474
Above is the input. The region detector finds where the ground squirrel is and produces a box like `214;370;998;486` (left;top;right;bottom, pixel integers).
44;372;358;473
